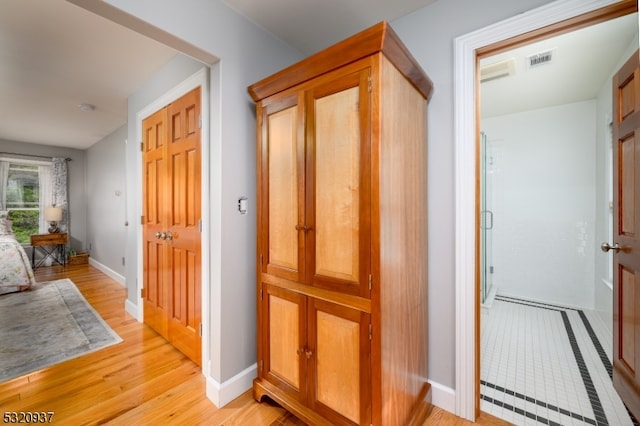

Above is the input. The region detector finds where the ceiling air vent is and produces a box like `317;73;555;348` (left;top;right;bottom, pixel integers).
480;58;515;83
527;49;554;69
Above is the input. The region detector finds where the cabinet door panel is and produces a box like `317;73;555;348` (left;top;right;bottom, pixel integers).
259;95;305;283
306;69;371;297
308;298;371;425
314;87;360;282
262;284;307;401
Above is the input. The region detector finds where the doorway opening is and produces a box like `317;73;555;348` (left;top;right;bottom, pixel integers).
453;0;639;421
476;5;637;425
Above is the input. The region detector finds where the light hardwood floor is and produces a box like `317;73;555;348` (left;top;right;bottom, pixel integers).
0;264;508;425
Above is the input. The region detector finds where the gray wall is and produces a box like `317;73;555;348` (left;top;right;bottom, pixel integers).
391;0;554;389
0;139;87;251
85;124;127;278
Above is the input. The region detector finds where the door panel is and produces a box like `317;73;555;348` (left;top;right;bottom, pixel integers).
621;135;636;235
306;69;371;297
308;298;370;425
262;283;307;402
612;49;640;420
166;87;202;366
143;108;169;337
314;86;361;283
259;94;305;283
142;87;202;366
620;267;636;374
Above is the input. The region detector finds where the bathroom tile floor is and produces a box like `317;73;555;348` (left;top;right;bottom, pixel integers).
481;296;636;426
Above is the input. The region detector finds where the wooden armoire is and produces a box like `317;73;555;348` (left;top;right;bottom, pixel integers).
248;22;433;425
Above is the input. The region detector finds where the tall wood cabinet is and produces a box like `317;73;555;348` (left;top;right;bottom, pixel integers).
249;22;433;425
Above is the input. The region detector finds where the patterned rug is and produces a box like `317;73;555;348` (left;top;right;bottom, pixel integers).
0;278;122;383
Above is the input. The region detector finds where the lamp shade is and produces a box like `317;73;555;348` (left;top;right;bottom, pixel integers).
44;207;62;222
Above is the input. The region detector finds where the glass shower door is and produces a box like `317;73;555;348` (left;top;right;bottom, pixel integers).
480;132;494;304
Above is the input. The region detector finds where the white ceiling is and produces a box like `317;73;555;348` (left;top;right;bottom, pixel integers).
0;0;177;150
480;12;638;118
0;0;637;150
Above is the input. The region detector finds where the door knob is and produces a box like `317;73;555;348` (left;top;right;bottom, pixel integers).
600;242;621;253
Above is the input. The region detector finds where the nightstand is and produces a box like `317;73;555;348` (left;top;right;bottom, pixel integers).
30;233;68;269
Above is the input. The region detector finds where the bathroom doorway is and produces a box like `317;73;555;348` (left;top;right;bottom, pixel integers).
477;11;638;425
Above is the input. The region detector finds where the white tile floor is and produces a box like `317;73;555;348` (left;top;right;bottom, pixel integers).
481;296;635;426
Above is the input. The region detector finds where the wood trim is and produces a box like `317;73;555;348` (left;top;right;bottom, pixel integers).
248;21;433;102
476;0;638;58
261;273;372;314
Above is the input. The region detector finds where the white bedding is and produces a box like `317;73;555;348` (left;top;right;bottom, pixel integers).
0;234;35;295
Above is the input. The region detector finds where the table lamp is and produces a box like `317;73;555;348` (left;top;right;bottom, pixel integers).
44;206;62;233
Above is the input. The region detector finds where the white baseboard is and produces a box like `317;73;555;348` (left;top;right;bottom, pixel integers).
125;298;141;322
88;257;125;286
206;364;257;408
429;380;456;415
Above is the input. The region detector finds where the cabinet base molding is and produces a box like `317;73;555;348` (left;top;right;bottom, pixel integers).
254;379;433;425
253;379;335;426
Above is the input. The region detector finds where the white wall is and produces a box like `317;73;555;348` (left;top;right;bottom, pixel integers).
482;101;597;308
85;124;127;281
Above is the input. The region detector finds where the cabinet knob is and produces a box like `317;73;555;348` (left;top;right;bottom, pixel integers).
305;350;313;359
297;348;305;356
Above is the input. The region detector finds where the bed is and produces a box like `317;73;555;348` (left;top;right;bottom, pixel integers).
0;212;35;295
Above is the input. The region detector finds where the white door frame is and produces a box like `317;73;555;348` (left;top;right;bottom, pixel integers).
453;0;625;420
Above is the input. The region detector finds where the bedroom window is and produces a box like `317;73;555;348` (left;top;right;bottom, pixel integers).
1;162;45;244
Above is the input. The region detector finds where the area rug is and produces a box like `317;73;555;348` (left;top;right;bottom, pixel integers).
0;278;122;383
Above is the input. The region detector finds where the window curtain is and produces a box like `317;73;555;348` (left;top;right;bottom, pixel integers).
51;157;68;233
0;161;8;211
38;165;52;233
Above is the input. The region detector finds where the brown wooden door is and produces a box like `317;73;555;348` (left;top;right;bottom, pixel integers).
612;49;640;420
305;65;371;298
142;87;202;366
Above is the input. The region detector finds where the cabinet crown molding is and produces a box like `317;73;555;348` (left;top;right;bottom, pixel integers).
248;21;434;102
